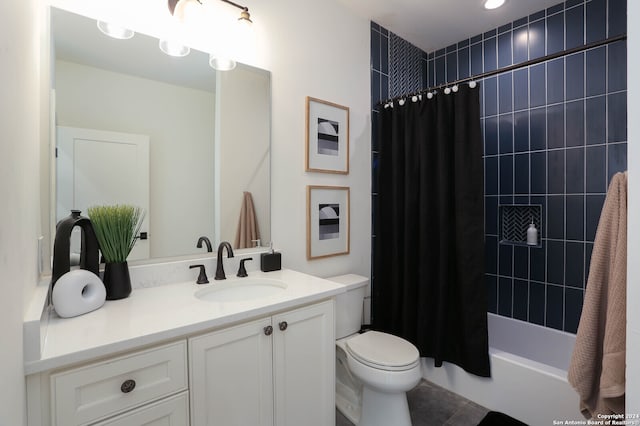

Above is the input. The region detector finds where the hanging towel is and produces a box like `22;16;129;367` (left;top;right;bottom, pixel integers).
234;191;260;249
568;171;627;419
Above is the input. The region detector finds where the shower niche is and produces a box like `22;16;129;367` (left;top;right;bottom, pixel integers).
498;205;542;248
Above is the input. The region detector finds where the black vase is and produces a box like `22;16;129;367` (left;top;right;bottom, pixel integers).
103;261;132;300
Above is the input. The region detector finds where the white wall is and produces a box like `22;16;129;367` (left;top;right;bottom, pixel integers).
627;0;639;415
55;60;216;258
0;0;42;424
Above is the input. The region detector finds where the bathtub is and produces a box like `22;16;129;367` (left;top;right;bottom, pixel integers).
422;313;581;426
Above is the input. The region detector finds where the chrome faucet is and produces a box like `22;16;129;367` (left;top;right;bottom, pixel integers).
197;236;213;252
215;241;234;280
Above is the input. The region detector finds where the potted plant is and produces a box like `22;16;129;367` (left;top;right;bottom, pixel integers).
88;204;145;300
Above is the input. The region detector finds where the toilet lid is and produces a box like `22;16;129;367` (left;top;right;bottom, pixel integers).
345;331;419;370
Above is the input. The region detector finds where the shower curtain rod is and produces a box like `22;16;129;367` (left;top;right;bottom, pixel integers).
378;33;627;106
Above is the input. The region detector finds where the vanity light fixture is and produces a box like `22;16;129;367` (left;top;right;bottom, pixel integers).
159;39;191;57
96;21;135;40
168;0;253;24
483;0;506;9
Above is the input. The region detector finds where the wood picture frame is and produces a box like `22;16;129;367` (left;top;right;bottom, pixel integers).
307;185;350;260
305;97;349;174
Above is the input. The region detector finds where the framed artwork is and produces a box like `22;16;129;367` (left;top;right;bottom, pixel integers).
307;186;350;260
305;97;349;174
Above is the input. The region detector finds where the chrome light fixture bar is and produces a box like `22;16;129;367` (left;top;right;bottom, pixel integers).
168;0;253;23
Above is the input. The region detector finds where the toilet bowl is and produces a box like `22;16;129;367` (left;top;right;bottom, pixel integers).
328;275;422;426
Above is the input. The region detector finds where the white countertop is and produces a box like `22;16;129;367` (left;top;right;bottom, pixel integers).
25;269;345;375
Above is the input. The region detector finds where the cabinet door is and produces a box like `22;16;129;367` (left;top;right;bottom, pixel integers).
93;392;189;426
189;317;274;426
272;300;335;426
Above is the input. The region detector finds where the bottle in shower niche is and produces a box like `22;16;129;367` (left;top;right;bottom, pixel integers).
527;222;538;246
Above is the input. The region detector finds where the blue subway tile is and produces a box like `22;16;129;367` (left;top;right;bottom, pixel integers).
530;10;546;22
547;12;565;55
446;51;458;83
514;69;528;111
428;59;435;88
608;143;628;182
371;21;380;31
436;48;446;57
531;152;547;194
514;17;529;28
548;149;565;194
371;71;381;105
514;196;529;205
585;242;594;280
565;287;584;333
586;47;606;96
546;284;564;330
486;236;498;274
514;111;529;152
530;238;547;282
500;154;514;195
608;92;627;143
608;0;626;37
498;277;513;317
529;20;546;60
513;279;529;321
471;34;483;45
381;36;389;74
436;56;446;85
565;242;585;288
446;43;457;54
548;4;565;15
608;40;627;92
500;195;514;205
499;116;514;154
499;73;513;114
484;37;497;72
471;43;483;76
547;58;565;104
486;196;499;235
586;194;605;241
515;153;530;194
484;29;497;39
458;47;470;79
566;53;585;101
371;28;381;72
428;51;435;60
566;147;585;194
547;104;565;149
498;23;513;34
499;244;513;277
566;100;585;147
514;246;529;279
380;26;389;36
498;32;513;68
486;274;498;313
381;74;389;102
547;195;565;239
529;281;546;325
530;63;546;107
566;0;583;7
547;241;566;286
458;39;470;49
484;77;498;116
586;0;606;43
566;194;585;240
586;96;607;145
513;26;529;64
586;145;607;193
485;116;499;155
530;107;547;150
565;5;585;49
486;156;499;195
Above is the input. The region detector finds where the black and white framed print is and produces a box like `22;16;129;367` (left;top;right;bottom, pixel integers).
305;97;349;174
307;185;350;259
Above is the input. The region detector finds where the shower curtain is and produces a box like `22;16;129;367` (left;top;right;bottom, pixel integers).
372;85;490;377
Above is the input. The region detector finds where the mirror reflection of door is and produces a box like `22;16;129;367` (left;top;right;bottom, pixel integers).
56;126;150;261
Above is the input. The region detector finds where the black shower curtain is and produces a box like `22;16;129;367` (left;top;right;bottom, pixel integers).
372;85;490;377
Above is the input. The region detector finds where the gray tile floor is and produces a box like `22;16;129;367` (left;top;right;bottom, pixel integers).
336;380;489;426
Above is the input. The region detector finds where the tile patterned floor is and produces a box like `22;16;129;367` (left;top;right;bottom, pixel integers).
336;379;489;426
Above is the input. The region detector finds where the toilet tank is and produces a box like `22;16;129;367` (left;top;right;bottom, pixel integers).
326;274;369;339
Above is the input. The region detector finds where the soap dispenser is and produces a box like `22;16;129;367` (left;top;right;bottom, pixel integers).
260;242;281;272
526;222;538;246
51;210;100;288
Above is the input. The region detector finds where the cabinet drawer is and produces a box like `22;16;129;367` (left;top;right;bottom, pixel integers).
51;340;188;426
93;391;189;426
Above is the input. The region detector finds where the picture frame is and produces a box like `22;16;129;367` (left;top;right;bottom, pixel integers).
307;186;350;260
305;96;350;174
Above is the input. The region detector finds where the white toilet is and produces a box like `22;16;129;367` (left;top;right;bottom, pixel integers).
328;274;422;426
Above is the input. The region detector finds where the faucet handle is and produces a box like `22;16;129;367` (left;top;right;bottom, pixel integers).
189;264;209;284
237;258;253;277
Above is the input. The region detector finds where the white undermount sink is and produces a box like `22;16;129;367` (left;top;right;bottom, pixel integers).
194;278;288;303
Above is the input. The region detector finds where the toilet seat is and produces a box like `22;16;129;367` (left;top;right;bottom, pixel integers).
346;331;420;371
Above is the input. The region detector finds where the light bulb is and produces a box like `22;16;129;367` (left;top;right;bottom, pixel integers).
159;39;190;57
97;21;134;40
209;55;236;71
484;0;505;10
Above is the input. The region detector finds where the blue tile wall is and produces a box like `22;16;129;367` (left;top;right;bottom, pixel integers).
371;0;626;333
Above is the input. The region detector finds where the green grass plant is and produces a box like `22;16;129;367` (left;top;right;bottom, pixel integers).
87;205;145;263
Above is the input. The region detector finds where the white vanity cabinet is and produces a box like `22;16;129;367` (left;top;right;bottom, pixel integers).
189;300;335;426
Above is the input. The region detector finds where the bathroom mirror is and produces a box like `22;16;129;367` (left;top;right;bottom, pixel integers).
46;7;271;265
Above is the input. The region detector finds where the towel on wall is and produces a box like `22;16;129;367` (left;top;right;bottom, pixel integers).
568;171;627;419
234;191;260;249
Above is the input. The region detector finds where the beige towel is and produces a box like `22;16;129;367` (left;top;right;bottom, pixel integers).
234;191;260;249
568;171;627;419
